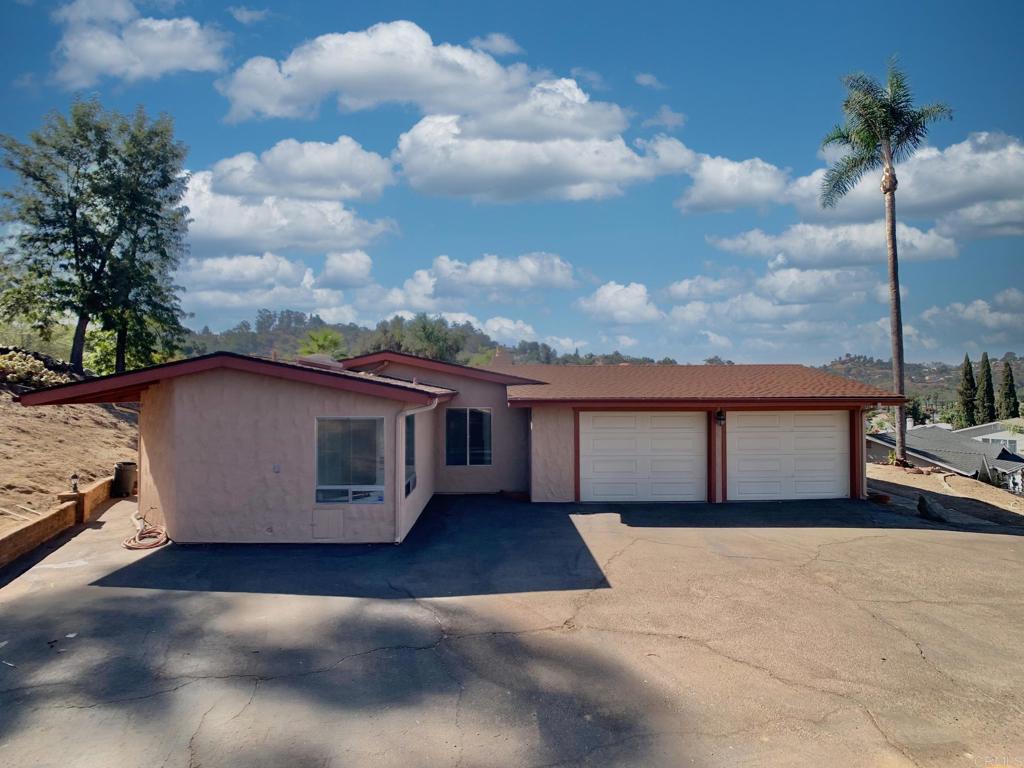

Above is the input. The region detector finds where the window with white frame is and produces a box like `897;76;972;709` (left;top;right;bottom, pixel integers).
316;417;385;503
445;408;492;466
405;413;417;496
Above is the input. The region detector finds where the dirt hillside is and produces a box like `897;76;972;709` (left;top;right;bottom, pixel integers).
0;391;137;535
867;463;1024;525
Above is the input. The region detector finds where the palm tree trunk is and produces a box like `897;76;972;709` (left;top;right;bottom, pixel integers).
70;313;89;373
882;165;907;461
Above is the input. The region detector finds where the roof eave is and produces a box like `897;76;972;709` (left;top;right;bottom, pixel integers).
17;352;454;407
338;350;546;386
508;396;904;408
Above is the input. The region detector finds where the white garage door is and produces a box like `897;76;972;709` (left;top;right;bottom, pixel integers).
579;412;706;502
727;411;849;501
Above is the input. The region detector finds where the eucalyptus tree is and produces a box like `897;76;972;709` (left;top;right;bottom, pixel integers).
820;60;951;460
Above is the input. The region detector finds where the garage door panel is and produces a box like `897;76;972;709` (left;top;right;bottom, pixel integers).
794;455;842;473
590;481;639;499
580;411;706;502
793;412;843;428
591;458;640;474
651;414;698;429
651;456;702;474
651;481;700;498
736;479;783;499
591;436;638;452
728;410;849;501
651;436;701;452
734;455;784;474
794;434;844;451
734;434;785;452
592;414;639;430
732;412;785;429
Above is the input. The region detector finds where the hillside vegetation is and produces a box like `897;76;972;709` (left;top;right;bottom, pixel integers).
4;312;1021;405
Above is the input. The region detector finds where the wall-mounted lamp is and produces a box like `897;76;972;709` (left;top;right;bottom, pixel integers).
715;410;726;426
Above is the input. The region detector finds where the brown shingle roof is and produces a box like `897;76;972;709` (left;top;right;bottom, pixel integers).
492;363;902;404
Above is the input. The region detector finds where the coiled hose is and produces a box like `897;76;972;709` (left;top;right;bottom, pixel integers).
122;511;169;550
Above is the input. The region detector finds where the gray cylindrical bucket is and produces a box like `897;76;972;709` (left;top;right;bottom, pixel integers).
114;461;138;497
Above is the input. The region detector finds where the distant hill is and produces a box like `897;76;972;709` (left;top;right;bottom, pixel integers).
8;309;1018;404
820;353;1023;404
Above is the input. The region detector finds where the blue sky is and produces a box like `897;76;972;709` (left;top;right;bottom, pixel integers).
2;0;1022;363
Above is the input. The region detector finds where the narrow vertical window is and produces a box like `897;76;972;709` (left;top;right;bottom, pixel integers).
405;413;417;496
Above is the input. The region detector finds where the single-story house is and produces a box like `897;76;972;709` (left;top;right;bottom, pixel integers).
18;350;902;544
952;418;1024;454
867;425;1024;493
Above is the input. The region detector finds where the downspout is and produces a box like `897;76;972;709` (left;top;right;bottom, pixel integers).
394;397;440;543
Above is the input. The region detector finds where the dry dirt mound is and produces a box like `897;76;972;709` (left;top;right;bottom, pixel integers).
867;463;1024;526
0;391;137;536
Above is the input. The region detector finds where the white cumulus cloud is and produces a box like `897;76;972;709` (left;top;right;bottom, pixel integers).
483;316;536;342
210;136;394;201
432;252;574;290
396;116;693;201
53;0;227;88
577;281;663;324
468;32;523;56
709;221;957;267
318;250;373;287
218;20;532;121
184;171;393;254
667;275;742;301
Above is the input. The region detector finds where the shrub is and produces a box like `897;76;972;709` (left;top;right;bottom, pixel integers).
0;350;74;389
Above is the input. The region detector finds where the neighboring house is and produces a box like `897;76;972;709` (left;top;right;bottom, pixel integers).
19;350;902;544
953;418;1024;454
867;425;1024;494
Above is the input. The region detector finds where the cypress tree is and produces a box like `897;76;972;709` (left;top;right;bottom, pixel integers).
975;352;996;424
997;362;1020;419
957;353;977;428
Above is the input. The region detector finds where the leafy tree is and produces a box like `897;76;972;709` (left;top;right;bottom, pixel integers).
84;327;178;375
905;395;927;425
820;59;951;460
936;402;960;428
974;352;996;424
957;353;977;428
997;361;1020;419
404;314;464;361
1;100;189;372
298;328;347;358
704;356;735;365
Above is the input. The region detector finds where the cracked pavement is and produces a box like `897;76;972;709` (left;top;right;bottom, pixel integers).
1;495;1022;767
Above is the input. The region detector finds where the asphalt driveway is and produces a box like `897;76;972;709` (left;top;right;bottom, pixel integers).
1;495;1022;767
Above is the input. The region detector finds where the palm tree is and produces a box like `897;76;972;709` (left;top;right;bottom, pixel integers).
298;328;348;359
820;59;951;461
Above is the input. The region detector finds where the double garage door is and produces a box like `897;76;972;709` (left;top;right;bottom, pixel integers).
579;410;849;502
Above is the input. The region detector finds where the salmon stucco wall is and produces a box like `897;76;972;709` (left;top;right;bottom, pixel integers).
397;407;437;541
529;405;575;502
370;362;529;494
139;381;174;528
141;368;419;543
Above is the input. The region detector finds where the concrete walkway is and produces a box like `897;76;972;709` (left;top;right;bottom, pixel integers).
1;496;1022;767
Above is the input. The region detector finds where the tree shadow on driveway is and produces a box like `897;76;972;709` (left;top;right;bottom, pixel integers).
0;584;688;766
92;494;610;598
91;495;1021;602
